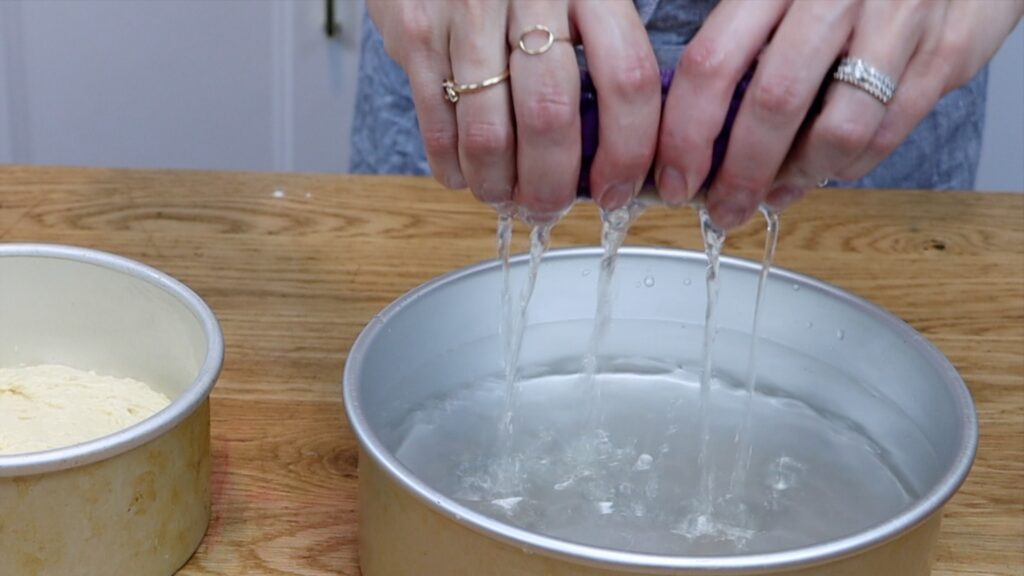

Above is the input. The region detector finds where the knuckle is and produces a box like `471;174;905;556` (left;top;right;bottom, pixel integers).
751;76;805;119
607;53;661;100
819;118;874;157
421;125;458;157
398;6;434;47
679;38;723;80
519;89;576;134
461;120;514;158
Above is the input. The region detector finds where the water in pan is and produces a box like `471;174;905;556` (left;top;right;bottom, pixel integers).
389;319;919;556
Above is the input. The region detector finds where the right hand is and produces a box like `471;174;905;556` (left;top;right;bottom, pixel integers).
368;0;662;220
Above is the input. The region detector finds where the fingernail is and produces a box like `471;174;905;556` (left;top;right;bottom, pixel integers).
601;180;639;210
710;189;755;230
657;167;688;206
766;184;805;211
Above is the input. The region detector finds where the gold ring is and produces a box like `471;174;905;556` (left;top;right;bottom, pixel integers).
442;69;510;104
517;24;571;56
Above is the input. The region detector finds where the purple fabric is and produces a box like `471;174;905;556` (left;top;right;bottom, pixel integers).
578;66;755;199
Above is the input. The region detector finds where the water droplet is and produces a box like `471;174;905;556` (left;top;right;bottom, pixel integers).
304;192;312;199
271;190;285;198
806;321;814;329
792;284;801;291
581;269;591;277
643;275;656;287
836;329;845;340
683;278;692;286
597;501;614;515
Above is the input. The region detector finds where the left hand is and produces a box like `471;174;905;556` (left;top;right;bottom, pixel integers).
655;0;1024;230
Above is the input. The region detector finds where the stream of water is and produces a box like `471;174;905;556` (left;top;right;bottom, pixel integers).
394;202;911;555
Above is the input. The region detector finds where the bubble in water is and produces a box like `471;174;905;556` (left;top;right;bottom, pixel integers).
643;276;656;287
767;456;805;491
634;454;654;471
597;501;615;515
491;497;524;514
582;269;591;277
792;284;800;291
554;477;576;491
806;321;813;329
836;329;845;340
683;278;692;286
631;501;647;517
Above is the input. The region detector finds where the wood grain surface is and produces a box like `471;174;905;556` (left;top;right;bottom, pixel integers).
1;166;1021;575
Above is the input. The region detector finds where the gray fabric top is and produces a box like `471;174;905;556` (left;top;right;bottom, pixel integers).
350;0;987;191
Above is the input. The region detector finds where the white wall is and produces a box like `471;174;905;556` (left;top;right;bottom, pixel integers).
0;0;363;173
977;19;1024;192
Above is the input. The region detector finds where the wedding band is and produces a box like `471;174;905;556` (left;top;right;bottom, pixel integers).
833;57;897;105
442;70;510;104
517;24;571;56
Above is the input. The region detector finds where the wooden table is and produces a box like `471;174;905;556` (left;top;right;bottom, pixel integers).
1;166;1021;575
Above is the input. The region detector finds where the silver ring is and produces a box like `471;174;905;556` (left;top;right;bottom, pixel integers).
817;177;831;188
833;57;896;105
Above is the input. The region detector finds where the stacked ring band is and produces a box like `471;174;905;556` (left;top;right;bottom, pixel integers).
443;24;572;104
442;70;510;104
833;57;897;105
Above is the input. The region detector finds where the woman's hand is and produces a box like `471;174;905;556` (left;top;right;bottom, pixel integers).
656;0;1024;230
368;0;662;220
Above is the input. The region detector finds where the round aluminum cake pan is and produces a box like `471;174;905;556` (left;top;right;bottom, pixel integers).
0;243;223;576
344;247;976;575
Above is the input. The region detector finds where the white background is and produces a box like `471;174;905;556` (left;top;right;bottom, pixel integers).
0;0;1021;191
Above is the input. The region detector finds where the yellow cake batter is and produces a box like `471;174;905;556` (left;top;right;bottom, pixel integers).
0;364;170;455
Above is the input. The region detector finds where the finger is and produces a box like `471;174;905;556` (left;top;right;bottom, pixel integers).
405;44;466;189
450;3;516;205
573;0;661;210
508;0;579;219
656;0;790;206
838;2;956;181
707;0;858;229
774;0;932;192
